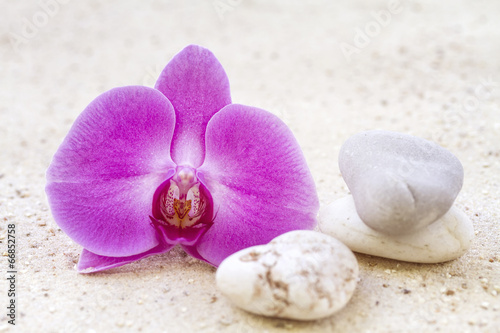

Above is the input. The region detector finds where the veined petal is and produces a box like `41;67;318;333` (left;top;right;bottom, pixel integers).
78;242;174;273
196;104;319;266
154;45;231;167
46;86;177;257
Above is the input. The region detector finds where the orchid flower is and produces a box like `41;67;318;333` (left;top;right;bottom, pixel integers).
46;45;319;273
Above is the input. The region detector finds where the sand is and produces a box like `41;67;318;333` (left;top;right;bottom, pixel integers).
1;0;499;332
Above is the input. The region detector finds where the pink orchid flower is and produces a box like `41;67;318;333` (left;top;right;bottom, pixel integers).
46;45;319;273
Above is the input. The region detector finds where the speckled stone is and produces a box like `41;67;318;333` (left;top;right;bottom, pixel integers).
339;130;464;235
319;196;474;263
216;230;359;320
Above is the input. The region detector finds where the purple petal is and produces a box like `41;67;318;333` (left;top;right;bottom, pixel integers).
78;242;174;273
46;86;177;257
196;104;319;266
154;45;231;167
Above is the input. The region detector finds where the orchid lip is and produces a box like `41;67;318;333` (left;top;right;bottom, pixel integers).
151;166;214;246
150;216;212;246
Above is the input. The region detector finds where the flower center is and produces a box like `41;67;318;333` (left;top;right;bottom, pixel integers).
151;166;213;246
159;167;206;228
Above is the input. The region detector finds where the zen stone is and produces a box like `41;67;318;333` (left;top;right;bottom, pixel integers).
319;196;474;263
339;130;464;235
215;230;359;321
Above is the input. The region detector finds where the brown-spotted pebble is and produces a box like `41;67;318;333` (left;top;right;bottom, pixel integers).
215;230;359;320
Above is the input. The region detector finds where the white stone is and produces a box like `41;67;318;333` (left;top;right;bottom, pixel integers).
215;230;359;320
319;196;474;263
339;130;464;235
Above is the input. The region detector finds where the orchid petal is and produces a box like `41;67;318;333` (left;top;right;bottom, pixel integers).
196;104;319;266
154;45;231;167
77;242;174;273
46;86;177;257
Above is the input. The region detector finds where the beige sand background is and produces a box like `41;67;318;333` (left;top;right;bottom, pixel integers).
1;0;499;332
